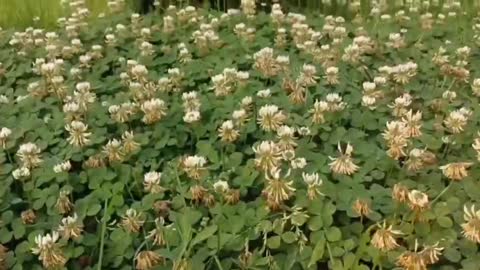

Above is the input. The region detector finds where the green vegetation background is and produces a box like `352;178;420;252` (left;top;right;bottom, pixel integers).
1;0;480;29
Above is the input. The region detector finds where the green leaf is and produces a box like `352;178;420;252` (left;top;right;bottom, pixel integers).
267;236;281;249
308;234;325;267
12;219;25;239
307;216;323;231
444;247;461;263
437;216;453;228
87;203;102;216
281;231;297;244
326;227;342;242
191;225;218;247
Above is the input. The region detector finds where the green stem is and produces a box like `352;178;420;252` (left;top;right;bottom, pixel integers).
133;239;149;268
430;181;454;206
326;242;335;268
214;255;224;270
97;199;109;270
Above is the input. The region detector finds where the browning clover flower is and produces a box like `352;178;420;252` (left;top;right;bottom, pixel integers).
310;99;329;124
143;171;163;193
383;120;409;160
140;98;167;124
439;162;473;181
31;231;67;269
392;183;410;203
121;209;145;233
0;127;11;148
352;199;371;218
402;110;422;138
329;142;359;175
253;47;279;77
263;168;295;211
181;155;207;180
148;217;167;247
257;104;286;132
122;131;140;154
103;138;124;162
444;109;468;134
252;140;282;172
17;142;43;168
218;120;240;143
58;213;83;240
302;172;323;200
407;190;429;212
135;251;164;270
462;205;480;243
371;221;402;252
65;120;91;147
56;190;73;214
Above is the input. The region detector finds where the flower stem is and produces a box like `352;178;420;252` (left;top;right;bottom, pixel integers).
97;199;109;270
430;181;454;206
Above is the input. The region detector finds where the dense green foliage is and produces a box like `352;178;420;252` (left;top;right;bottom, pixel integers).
1;0;480;270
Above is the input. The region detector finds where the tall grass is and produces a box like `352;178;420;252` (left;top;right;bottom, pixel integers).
0;0;109;29
1;0;480;29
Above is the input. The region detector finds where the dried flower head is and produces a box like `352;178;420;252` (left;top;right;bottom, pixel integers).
21;209;37;224
263;168;295;211
182;155;207;180
392;183;409;203
302;172;324;200
148;218;167;246
17;142;43;168
0;127;12;148
462;205;480;243
135;251;164;270
371;221;402;252
103;139;124;162
439;162;473;181
257;105;286;132
144;172;163;193
329;143;359;175
31;231;67;269
352;199;371;218
58;213;83;240
253;141;282;172
407;190;429;212
65;120;91;147
121;209;145;233
122;131;140;154
56;190;73;214
218;120;240;143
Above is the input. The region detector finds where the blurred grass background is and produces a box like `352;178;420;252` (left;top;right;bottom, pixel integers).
0;0;479;29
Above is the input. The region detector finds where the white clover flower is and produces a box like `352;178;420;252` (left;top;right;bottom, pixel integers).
291;157;307;169
184;155;207;167
257;89;271;98
213;180;229;193
13;167;30;179
53;160;71;173
297;127;311;136
232;109;247;120
236;71;249;80
144;172;162;185
302;172;322;186
0;95;9;104
362;82;376;91
183;110;201;123
143;171;163;193
76;81;91;92
0;127;12;140
32;231;60;253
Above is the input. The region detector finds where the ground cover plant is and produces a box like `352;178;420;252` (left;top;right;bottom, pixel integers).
1;0;480;269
